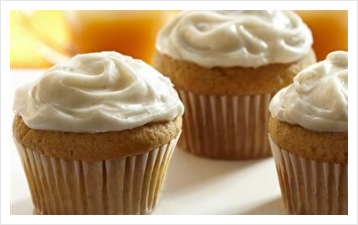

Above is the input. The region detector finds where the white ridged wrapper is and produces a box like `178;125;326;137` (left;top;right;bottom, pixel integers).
269;136;348;215
14;134;180;215
178;89;273;159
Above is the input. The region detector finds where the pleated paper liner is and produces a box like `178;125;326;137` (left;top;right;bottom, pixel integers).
178;89;273;159
14;134;180;215
269;136;348;215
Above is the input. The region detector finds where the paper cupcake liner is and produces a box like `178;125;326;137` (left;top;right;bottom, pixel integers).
269;136;348;215
14;134;180;215
178;89;272;159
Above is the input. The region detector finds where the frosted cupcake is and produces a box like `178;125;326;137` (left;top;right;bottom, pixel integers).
153;10;316;159
269;51;348;214
12;52;184;215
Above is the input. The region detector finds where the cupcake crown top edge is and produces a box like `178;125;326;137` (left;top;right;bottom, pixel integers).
156;10;313;68
269;51;348;132
13;51;184;133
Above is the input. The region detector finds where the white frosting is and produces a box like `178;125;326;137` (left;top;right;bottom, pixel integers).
156;10;313;68
13;52;184;133
269;51;348;132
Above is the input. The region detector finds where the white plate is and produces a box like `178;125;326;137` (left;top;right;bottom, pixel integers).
10;70;286;215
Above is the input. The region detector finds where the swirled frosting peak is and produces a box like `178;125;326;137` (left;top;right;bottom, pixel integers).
269;51;348;132
156;10;313;68
13;52;184;133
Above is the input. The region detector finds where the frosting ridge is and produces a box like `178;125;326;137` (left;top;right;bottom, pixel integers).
13;52;184;133
269;51;348;132
156;10;313;68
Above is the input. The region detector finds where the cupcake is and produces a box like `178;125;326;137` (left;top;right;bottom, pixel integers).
153;10;316;159
12;52;184;215
268;51;348;214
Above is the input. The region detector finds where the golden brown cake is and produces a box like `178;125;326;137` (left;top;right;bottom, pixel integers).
14;115;182;161
153;49;316;96
153;10;316;159
269;117;347;164
12;52;184;215
268;51;348;214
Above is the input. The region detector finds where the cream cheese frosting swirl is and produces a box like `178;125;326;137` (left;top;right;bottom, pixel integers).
13;52;184;133
156;10;313;68
269;51;348;132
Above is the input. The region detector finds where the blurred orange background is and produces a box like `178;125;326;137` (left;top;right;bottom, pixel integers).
10;10;348;68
